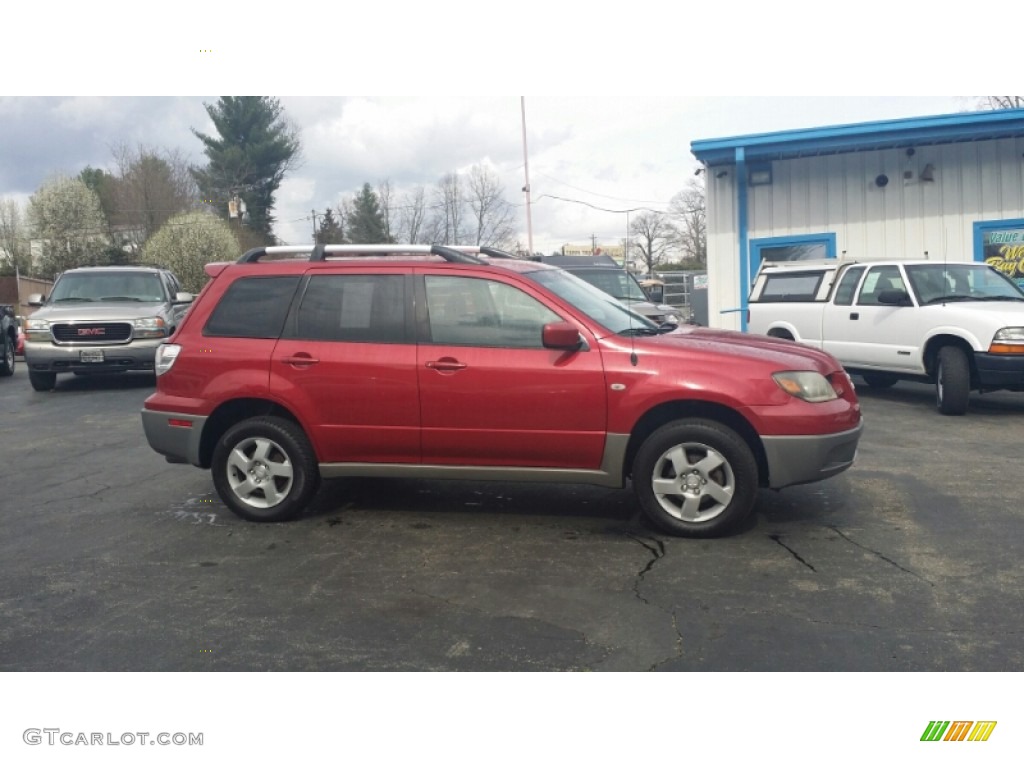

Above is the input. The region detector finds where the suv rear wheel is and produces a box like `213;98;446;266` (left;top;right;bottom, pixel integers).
212;416;321;522
632;419;758;538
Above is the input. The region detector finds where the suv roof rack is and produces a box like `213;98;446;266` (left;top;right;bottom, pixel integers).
238;244;490;265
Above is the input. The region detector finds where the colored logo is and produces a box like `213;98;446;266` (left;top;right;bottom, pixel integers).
921;721;997;742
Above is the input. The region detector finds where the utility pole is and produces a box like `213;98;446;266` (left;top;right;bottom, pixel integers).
311;209;319;243
520;97;534;258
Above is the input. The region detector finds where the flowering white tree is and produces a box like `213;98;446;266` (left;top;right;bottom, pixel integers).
28;176;107;277
142;211;240;294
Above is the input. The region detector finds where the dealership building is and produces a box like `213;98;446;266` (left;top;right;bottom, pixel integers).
690;108;1024;330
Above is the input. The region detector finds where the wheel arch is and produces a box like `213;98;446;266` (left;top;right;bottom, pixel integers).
198;398;309;468
624;401;769;487
922;334;978;386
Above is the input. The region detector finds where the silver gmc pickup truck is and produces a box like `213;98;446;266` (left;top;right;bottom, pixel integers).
24;265;193;391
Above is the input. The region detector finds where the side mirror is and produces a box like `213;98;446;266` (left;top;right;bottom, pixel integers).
173;292;194;304
878;289;912;306
28;293;44;306
542;321;583;350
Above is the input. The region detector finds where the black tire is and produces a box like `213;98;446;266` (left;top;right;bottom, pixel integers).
0;332;13;377
28;370;56;391
935;346;971;415
767;330;794;341
212;416;320;522
632;418;758;538
861;372;898;389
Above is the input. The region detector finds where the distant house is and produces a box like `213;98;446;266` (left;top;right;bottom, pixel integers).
690;108;1024;330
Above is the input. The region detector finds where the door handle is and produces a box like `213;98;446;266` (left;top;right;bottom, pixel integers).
850;312;859;320
281;355;319;367
425;359;467;372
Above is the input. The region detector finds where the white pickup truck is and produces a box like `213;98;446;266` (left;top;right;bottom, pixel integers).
747;259;1024;414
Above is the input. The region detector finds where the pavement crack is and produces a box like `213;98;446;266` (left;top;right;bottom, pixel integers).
626;533;665;605
827;525;934;586
769;534;816;571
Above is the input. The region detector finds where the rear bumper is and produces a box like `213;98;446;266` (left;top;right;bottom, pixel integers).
761;422;863;489
141;408;208;466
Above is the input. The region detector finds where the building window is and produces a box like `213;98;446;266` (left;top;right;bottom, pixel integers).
974;218;1024;288
749;233;837;287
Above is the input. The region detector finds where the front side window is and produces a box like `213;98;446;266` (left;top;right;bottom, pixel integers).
857;266;906;306
293;274;407;342
424;275;561;348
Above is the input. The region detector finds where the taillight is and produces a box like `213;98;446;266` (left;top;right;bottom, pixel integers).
155;343;181;376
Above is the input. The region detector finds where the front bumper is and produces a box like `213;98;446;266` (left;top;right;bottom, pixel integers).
25;339;163;374
974;352;1024;391
761;422;864;489
141;408;208;466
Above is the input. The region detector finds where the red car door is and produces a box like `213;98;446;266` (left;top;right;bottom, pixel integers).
416;272;607;469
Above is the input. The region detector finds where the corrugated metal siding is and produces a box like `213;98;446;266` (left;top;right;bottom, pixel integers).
706;137;1024;329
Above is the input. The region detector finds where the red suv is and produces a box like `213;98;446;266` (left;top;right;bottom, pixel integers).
141;244;863;537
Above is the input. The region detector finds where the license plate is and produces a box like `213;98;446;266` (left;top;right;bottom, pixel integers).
80;349;105;363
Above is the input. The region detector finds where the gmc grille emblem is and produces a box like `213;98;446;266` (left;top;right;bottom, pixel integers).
77;328;105;336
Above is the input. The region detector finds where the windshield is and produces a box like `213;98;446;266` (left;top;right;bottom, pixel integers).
529;269;659;334
50;272;166;303
905;264;1024;305
567;267;650;302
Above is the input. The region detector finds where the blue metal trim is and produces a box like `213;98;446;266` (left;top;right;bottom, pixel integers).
692;108;1024;166
736;147;748;331
973;217;1024;262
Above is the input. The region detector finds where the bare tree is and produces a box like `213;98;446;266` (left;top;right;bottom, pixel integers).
629;210;672;274
376;178;394;243
432;172;465;244
110;144;200;257
466;165;516;248
397;185;428;244
668;179;707;265
0;197;32;276
981;96;1024;109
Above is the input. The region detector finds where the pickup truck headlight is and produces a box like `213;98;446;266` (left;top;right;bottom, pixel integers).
132;317;167;339
24;318;51;341
772;371;838;403
989;327;1024;355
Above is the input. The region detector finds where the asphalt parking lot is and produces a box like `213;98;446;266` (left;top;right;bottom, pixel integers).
1;364;1023;672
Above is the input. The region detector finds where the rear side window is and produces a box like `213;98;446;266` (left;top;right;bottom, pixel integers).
292;274;407;342
204;276;300;338
757;272;825;302
832;266;865;306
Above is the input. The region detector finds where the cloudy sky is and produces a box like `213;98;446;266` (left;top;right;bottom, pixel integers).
0;95;976;254
0;7;993;255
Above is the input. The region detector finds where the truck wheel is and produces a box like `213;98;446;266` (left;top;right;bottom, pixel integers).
0;333;13;376
632;419;758;538
28;370;56;391
212;416;321;522
935;346;970;415
862;372;898;389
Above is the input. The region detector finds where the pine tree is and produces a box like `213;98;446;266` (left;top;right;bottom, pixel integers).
346;183;389;244
316;208;345;244
191;97;300;244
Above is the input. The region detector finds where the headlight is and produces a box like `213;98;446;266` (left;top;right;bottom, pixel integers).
25;318;51;341
772;371;838;402
155;343;181;376
989;327;1024;355
132;317;167;339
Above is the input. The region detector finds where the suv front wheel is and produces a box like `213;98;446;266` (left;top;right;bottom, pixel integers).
632;419;758;538
212;416;321;522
